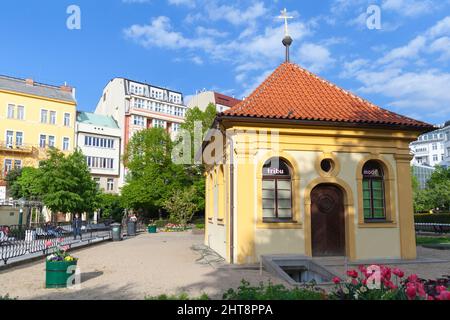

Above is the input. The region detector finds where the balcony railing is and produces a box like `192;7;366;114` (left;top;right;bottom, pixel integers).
0;141;35;153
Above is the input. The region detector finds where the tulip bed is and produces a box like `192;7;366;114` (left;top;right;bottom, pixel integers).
331;265;450;300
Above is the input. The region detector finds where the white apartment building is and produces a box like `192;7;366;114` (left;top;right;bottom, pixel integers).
95;78;187;188
187;91;241;113
76;112;121;194
410;121;450;168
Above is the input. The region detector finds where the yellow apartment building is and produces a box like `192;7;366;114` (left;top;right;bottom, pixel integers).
0;76;76;186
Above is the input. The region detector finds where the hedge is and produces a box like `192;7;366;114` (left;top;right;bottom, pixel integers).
414;214;450;224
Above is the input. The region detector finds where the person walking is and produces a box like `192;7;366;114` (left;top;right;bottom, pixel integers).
73;213;82;240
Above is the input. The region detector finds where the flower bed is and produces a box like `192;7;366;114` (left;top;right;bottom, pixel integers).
331;265;450;300
161;223;192;232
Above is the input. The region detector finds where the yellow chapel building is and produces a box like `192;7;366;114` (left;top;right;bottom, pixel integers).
203;62;433;265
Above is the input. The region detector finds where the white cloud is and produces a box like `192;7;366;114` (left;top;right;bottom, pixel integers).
382;0;436;17
297;43;335;73
196;26;228;38
168;0;195;7
378;36;427;64
429;37;450;60
123;16;215;51
122;0;151;3
426;16;450;38
204;2;268;26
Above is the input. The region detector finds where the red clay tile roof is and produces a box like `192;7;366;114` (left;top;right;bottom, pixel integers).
223;62;432;130
214;92;241;108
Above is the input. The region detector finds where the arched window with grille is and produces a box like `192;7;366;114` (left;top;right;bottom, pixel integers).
362;161;386;221
262;158;293;222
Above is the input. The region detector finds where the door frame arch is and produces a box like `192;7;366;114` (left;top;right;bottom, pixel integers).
304;177;356;260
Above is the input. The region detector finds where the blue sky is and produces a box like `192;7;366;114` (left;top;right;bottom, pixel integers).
1;0;450;124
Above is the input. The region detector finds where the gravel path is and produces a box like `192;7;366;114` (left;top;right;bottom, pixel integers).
0;232;284;300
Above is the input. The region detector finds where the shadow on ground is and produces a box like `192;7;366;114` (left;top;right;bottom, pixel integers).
27;283;137;300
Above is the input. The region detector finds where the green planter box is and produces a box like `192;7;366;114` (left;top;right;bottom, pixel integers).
46;260;78;289
147;225;157;233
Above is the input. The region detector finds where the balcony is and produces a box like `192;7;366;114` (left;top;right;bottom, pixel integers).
0;141;35;154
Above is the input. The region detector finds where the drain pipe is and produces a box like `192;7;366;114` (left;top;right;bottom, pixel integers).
229;136;235;265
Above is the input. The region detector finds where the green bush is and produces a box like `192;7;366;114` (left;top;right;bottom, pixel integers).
154;219;169;228
222;280;326;300
414;214;450;224
416;236;450;245
146;293;210;300
195;223;205;230
0;294;17;300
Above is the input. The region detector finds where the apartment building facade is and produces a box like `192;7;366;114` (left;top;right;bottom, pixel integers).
187;91;241;113
0;75;76;188
95;78;187;189
410;121;450;168
76;112;121;194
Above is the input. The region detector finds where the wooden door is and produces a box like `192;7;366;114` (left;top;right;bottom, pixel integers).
311;184;345;257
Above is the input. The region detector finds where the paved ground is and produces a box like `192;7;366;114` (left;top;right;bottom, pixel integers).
0;232;284;300
1;232;449;300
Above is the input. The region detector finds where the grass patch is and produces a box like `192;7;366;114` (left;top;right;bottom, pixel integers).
146;293;210;300
222;280;326;300
416;236;450;245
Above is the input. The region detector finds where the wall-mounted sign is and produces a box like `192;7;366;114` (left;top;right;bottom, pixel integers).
363;168;381;178
263;167;285;176
263;158;291;176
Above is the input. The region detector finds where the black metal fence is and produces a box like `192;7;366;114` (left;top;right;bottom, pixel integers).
0;220;113;265
415;223;450;234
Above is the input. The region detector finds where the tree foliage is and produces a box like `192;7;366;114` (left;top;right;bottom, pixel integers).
121;128;194;218
38;148;99;215
163;187;199;226
97;193;124;222
413;166;450;212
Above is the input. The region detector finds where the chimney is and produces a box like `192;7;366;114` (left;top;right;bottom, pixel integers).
25;78;34;86
60;84;73;93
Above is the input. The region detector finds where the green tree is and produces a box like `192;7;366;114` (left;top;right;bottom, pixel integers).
413;166;450;212
14;167;42;200
163;187;199;226
121;128;191;218
4;168;23;199
38;148;98;219
97;193;125;222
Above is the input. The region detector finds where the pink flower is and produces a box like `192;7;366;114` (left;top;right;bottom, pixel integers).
358;265;368;277
351;279;359;286
45;240;52;248
346;270;359;279
427;295;435;301
435;286;447;293
406;284;417;300
381;266;392;281
332;277;341;284
437;290;450;301
393;268;404;278
61;245;69;252
408;274;419;283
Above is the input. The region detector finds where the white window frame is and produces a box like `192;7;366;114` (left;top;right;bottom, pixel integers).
39;134;47;148
64;113;71;127
40;109;48;123
62;137;70;151
15;132;23;146
50;111;57;125
7;104;15;119
17;105;25;120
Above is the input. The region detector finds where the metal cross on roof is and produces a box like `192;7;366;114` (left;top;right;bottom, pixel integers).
278;8;293;37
